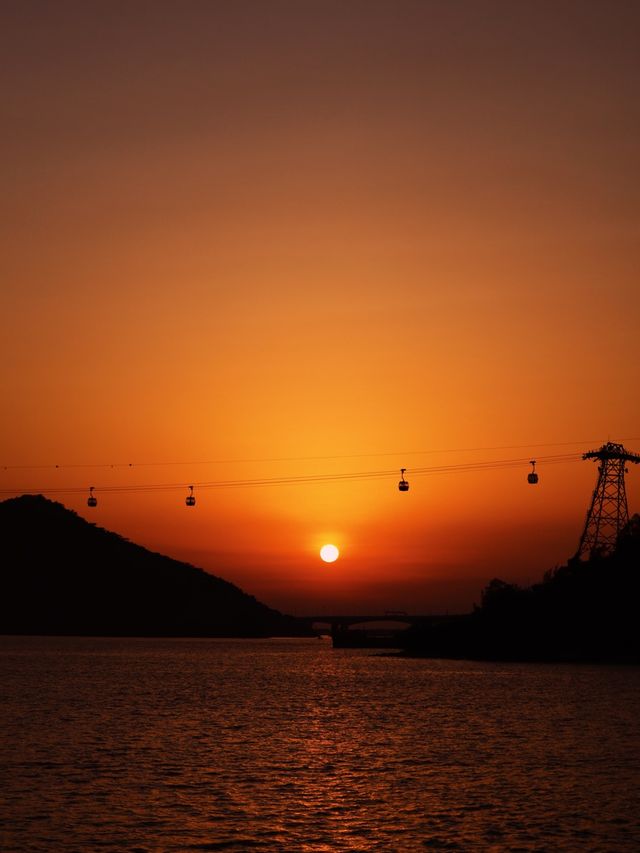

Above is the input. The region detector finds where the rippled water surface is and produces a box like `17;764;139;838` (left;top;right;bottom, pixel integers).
1;636;639;851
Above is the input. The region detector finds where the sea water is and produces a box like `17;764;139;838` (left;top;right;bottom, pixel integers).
1;636;639;851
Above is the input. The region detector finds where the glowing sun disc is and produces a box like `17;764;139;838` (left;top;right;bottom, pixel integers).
320;544;340;562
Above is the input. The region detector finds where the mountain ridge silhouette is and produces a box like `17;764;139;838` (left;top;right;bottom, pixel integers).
0;494;307;637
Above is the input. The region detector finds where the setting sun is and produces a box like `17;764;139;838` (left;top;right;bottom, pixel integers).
320;544;340;563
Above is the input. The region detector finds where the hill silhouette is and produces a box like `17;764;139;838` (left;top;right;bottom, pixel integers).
402;514;640;663
0;495;307;638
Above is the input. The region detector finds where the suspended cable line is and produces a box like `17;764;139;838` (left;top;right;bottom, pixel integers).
2;437;637;471
0;451;584;497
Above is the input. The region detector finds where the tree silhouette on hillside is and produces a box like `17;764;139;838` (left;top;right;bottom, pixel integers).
404;515;640;663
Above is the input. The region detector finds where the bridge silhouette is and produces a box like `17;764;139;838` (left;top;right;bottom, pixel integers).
298;613;448;647
302;613;421;630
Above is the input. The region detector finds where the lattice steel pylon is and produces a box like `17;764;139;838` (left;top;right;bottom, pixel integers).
575;441;640;560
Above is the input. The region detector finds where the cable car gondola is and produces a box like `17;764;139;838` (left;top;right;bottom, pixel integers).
185;485;196;507
527;460;538;485
398;468;409;492
87;486;97;507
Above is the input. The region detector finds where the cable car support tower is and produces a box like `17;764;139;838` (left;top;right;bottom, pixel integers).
575;441;640;560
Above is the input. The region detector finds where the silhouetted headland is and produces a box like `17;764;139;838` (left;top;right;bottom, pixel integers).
0;495;310;638
401;514;640;663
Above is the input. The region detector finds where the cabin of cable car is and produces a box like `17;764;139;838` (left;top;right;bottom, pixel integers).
87;486;97;507
185;485;196;507
527;460;538;484
398;468;409;492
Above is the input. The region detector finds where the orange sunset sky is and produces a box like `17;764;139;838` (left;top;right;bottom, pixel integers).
1;1;639;615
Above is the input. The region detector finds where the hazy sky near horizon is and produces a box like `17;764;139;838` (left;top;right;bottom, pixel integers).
1;0;639;614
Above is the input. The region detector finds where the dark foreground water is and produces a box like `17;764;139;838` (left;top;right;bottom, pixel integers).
1;637;639;852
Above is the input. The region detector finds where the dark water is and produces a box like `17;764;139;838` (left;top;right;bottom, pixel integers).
1;637;639;852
